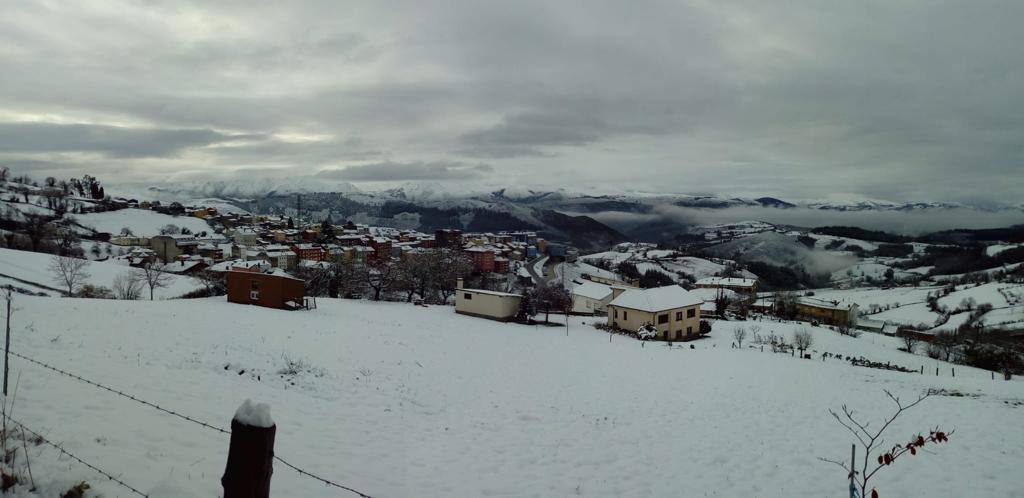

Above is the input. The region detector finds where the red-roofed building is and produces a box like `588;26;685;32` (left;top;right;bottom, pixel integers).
291;243;326;261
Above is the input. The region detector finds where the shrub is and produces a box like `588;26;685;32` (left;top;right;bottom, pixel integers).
76;284;114;299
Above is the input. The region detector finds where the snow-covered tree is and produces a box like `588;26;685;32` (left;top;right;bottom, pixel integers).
733;326;748;348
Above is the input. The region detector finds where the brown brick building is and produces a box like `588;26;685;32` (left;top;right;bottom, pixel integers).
226;268;306;310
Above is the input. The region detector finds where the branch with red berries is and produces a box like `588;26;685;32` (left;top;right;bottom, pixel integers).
819;389;954;498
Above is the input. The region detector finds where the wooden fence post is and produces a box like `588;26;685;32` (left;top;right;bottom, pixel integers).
223;400;276;498
848;443;856;498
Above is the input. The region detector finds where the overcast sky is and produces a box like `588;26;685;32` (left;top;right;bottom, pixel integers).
1;1;1022;204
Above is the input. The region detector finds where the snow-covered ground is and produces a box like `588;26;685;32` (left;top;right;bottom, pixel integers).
579;247;753;283
6;296;1023;497
985;243;1023;257
810;282;1024;331
74;209;217;237
0;248;203;298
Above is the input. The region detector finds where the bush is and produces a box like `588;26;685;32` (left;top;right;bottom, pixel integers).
76;284;113;299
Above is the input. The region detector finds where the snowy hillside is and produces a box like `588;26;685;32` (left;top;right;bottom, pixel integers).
0;248;203;298
578;246;756;283
74;209;219;237
6;296;1022;497
811;282;1024;331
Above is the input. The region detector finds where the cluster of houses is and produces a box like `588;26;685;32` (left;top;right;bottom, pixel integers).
102;201;864;334
112;212;567;275
101;202;583;311
456;262;869;342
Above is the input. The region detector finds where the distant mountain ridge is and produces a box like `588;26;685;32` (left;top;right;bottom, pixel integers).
121;177;1022;247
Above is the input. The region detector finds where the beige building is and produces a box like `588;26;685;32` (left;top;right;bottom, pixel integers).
454;279;522;322
150;234;199;262
607;285;703;341
571;280;636;315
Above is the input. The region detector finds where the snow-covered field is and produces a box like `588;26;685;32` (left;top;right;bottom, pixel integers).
0;248;202;298
579;247;753;283
75;209;217;237
812;282;1024;330
6;296;1023;497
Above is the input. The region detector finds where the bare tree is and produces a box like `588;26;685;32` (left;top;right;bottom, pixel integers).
435;249;474;304
536;284;572;323
733;326;748;348
900;333;919;354
21;212;54;252
820;390;952;498
194;270;227;296
364;260;398;301
393;256;424;302
794;328;813;355
933;331;959;362
140;262;174;300
329;260;367;298
49;255;91;296
112;272;145;300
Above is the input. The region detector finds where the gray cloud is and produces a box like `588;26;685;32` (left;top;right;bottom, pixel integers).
0;1;1021;205
460;112;610;158
317;161;494;181
0;122;256;158
580;204;1024;236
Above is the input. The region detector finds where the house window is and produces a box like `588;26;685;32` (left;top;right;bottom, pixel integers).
614;309;618;319
464;293;473;300
687;308;696;318
623;311;628;320
658;314;668;324
676;330;682;340
250;280;260;300
687;326;693;335
675;311;683;321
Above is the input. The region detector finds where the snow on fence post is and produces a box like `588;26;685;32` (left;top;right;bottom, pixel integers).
223;400;276;498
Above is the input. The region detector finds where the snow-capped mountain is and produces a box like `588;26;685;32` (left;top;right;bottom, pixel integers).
142;177;362;200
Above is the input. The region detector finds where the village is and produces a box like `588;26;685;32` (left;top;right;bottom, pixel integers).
0;172;1022;497
84;196;877;342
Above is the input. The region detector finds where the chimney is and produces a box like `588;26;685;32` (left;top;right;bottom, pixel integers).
457;278;464;290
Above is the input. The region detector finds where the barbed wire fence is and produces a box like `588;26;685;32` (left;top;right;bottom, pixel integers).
3;414;150;498
8;349;376;497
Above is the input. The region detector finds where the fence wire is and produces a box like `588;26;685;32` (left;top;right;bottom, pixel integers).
11;350;376;497
3;414;149;497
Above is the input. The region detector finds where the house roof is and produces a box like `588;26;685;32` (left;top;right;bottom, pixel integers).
695;277;757;287
607;285;702;312
797;297;858;311
461;288;521;298
163;260;205;273
687;287;740;303
572;280;614;301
